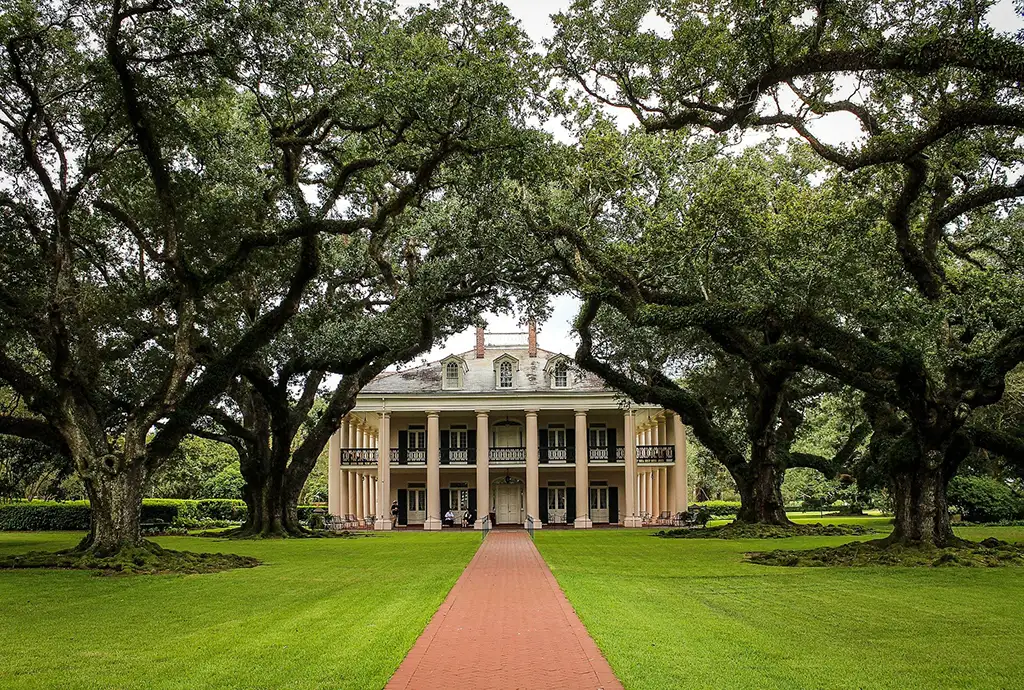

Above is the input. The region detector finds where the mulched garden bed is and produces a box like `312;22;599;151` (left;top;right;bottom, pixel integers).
0;540;260;575
654;522;878;540
746;537;1024;568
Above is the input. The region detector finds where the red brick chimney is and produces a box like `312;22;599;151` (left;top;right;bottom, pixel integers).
527;320;537;358
475;325;486;359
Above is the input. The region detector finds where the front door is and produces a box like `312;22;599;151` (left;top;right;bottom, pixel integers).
494;484;523;524
407;488;427;525
590;486;609;523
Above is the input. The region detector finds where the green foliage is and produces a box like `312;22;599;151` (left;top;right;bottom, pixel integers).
690;500;742;517
146;437;242;500
0;499;248;531
948;476;1024;523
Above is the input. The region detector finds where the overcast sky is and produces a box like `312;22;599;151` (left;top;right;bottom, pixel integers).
415;0;1024;365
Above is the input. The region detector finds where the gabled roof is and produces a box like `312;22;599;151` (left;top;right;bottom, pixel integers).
362;346;610;395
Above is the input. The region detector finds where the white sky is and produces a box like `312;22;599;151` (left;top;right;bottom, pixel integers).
414;0;1024;366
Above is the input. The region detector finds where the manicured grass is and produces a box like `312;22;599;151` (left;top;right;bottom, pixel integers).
535;522;1024;690
0;531;479;689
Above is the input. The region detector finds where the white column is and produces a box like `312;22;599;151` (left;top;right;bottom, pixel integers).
525;409;542;529
658;416;667;447
659;467;668;516
355;423;364;450
347;470;357;518
374;412;392;530
670;413;689;513
328;426;342;517
624;410;641;527
574;410;591;528
425;411;442;530
347;418;357;449
363;474;371;522
475;411;490;530
355;472;364;523
340;467;349;517
652;469;661;516
647;471;655;516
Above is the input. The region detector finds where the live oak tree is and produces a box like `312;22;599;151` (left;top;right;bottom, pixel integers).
0;0;546;555
549;0;1024;546
544;130;872;524
197;187;556;537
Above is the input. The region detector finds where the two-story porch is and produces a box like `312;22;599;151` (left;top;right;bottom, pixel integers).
328;406;687;529
325;326;689;530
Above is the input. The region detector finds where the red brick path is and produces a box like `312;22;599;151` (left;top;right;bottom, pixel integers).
386;531;623;690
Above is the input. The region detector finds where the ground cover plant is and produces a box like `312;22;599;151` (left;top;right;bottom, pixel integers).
536;522;1024;690
0;530;477;688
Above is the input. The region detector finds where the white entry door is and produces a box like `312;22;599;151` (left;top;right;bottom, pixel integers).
590;487;609;523
494;484;523;524
407;489;426;525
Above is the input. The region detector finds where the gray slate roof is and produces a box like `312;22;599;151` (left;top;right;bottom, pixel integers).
361;346;611;396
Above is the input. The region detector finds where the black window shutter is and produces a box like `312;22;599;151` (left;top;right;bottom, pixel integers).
468;489;477;521
440;489;450;517
397;489;408;526
608;428;617;459
539;428;548;447
538;487;548;523
608;487;619;524
566;487;576;523
440;429;450;448
398;430;408;464
468;430;477;462
566;429;575;462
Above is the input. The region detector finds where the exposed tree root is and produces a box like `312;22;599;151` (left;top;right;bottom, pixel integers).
655;522;878;540
746;537;1024;567
0;540;260;575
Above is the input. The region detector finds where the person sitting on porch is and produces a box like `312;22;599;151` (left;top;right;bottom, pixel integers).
462;509;474;527
443;509;455;527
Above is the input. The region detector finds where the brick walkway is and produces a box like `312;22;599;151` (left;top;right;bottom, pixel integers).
386;531;622;690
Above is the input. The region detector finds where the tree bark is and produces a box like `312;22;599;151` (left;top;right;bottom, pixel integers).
733;458;792;525
74;462;147;555
887;467;955;546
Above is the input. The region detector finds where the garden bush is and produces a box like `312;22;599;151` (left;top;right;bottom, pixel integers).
689;500;742;517
0;499;250;531
947;476;1024;523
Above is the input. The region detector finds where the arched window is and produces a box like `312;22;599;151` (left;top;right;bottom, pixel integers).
445;361;460;388
499;360;513;388
552;360;568;388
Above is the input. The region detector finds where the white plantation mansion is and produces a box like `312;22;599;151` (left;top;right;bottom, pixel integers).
327;325;689;530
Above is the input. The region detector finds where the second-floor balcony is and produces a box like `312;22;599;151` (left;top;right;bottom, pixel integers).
340;443;674;466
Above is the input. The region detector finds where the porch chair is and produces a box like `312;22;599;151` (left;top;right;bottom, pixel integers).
657;511;672;526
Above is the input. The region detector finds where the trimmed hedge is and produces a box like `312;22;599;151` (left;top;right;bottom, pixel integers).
0;499;249;531
690;500;742;517
948;476;1024;523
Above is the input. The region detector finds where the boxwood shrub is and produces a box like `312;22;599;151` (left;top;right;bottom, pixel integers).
0;498;250;531
689;500;742;517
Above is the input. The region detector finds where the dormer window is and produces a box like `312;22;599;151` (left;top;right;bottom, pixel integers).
553;360;568;388
441;355;466;390
546;355;572;389
445;361;460;388
493;354;518;389
499;361;513;388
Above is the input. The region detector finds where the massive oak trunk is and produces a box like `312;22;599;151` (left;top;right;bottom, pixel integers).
733;457;792;525
237;459;307;537
77;465;147;555
887;466;955;546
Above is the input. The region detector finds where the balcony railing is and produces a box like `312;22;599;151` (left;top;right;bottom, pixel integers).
442;447;475;465
637;445;675;463
489;447;526;464
340;448;378;465
540;446;575;463
390;448;427;465
342;444;669;466
587;446;626;462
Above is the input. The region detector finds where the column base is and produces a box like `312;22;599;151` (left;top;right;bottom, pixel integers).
623;515;644;528
373;518;392;531
474;519;488;531
524;520;543;530
423;518;443;531
573;517;593;529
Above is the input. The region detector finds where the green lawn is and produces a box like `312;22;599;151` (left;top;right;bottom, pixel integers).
0;531;479;689
535;523;1024;690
